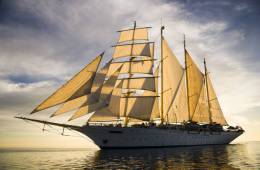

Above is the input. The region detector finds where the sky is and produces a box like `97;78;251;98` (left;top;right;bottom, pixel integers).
0;0;260;148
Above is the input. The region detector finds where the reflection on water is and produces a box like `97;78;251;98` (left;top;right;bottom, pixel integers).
0;142;260;169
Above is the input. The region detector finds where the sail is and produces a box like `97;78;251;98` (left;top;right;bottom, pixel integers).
165;75;189;123
99;68;121;101
90;60;111;94
118;27;148;43
68;101;107;121
88;25;158;123
191;83;210;123
120;71;159;121
53;65;121;118
207;75;228;125
106;62;123;78
154;66;159;93
122;77;156;91
31;53;103;114
51;62;110;117
152;67;160;121
119;60;153;74
107;80;123;118
185;51;204;118
51;94;98;117
88;107;119;122
125;96;159;121
162;38;185;121
89;80;123;122
113;43;153;59
150;97;160;121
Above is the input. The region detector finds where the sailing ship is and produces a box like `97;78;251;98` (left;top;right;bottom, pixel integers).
16;22;244;148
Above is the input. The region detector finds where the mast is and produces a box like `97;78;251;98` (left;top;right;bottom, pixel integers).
123;21;136;126
203;58;213;124
160;26;165;124
184;34;191;122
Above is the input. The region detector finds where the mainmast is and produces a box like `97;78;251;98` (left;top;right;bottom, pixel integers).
123;21;136;126
184;34;191;122
203;58;213;124
160;26;165;124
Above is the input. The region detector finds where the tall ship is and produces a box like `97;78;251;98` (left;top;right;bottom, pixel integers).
16;22;244;149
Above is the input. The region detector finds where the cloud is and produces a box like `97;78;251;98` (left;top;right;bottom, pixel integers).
0;0;260;147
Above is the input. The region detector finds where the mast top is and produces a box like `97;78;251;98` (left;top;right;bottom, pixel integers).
203;58;208;74
161;26;165;35
184;34;186;49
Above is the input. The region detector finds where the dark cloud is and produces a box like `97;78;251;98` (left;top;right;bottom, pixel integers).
0;0;57;36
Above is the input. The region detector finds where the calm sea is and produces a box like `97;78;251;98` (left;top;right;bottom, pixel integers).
0;142;259;169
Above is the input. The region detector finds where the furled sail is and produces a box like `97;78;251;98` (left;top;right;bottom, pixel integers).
118;27;148;43
30;53;103;114
185;51;204;118
113;43;153;59
207;75;228;125
161;37;185;122
52;61;110;117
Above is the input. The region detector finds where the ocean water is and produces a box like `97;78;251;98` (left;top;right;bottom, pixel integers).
0;142;260;169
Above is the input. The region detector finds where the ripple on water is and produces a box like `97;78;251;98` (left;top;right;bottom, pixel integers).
0;143;260;169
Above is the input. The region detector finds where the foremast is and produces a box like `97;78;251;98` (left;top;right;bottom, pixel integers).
105;21;159;126
123;21;136;126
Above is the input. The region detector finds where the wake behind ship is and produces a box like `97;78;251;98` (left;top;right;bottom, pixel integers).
16;22;243;148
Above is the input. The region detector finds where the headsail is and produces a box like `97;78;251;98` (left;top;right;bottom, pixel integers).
69;101;107;121
88;80;123;122
31;53;103;114
51;94;98;117
67;66;122;121
51;61;110;117
90;60;111;94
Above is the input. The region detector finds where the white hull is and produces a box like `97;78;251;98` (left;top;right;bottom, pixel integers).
76;126;243;149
